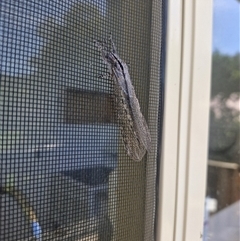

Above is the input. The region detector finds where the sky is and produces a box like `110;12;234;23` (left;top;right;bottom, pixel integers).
212;0;240;55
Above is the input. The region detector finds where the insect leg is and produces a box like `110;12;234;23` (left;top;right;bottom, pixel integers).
109;33;117;53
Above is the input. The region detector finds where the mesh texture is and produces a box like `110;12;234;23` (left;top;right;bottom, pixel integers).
0;1;163;240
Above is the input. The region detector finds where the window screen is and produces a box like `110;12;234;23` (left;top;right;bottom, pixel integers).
0;1;163;240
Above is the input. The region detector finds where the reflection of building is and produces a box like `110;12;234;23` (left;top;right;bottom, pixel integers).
0;75;118;240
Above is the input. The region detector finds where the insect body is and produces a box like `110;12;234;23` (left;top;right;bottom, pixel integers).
95;36;151;161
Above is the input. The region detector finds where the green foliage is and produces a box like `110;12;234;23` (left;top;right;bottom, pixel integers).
209;51;240;163
211;51;240;98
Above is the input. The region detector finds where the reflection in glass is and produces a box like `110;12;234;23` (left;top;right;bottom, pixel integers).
204;0;240;240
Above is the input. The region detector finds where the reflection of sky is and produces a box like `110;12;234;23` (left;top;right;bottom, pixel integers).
212;0;240;55
0;0;106;75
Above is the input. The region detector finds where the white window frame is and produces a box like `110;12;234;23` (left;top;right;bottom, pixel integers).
156;1;213;240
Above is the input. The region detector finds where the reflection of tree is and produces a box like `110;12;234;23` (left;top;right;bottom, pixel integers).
209;52;240;163
30;2;105;90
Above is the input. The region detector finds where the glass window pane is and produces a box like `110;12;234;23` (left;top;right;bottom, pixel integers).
204;0;240;240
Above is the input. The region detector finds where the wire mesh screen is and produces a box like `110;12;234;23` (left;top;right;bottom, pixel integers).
0;0;163;240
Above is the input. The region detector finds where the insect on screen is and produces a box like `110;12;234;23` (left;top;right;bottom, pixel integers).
0;0;164;240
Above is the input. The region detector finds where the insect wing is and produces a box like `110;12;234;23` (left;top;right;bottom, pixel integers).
95;37;151;161
113;80;147;161
120;62;151;152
